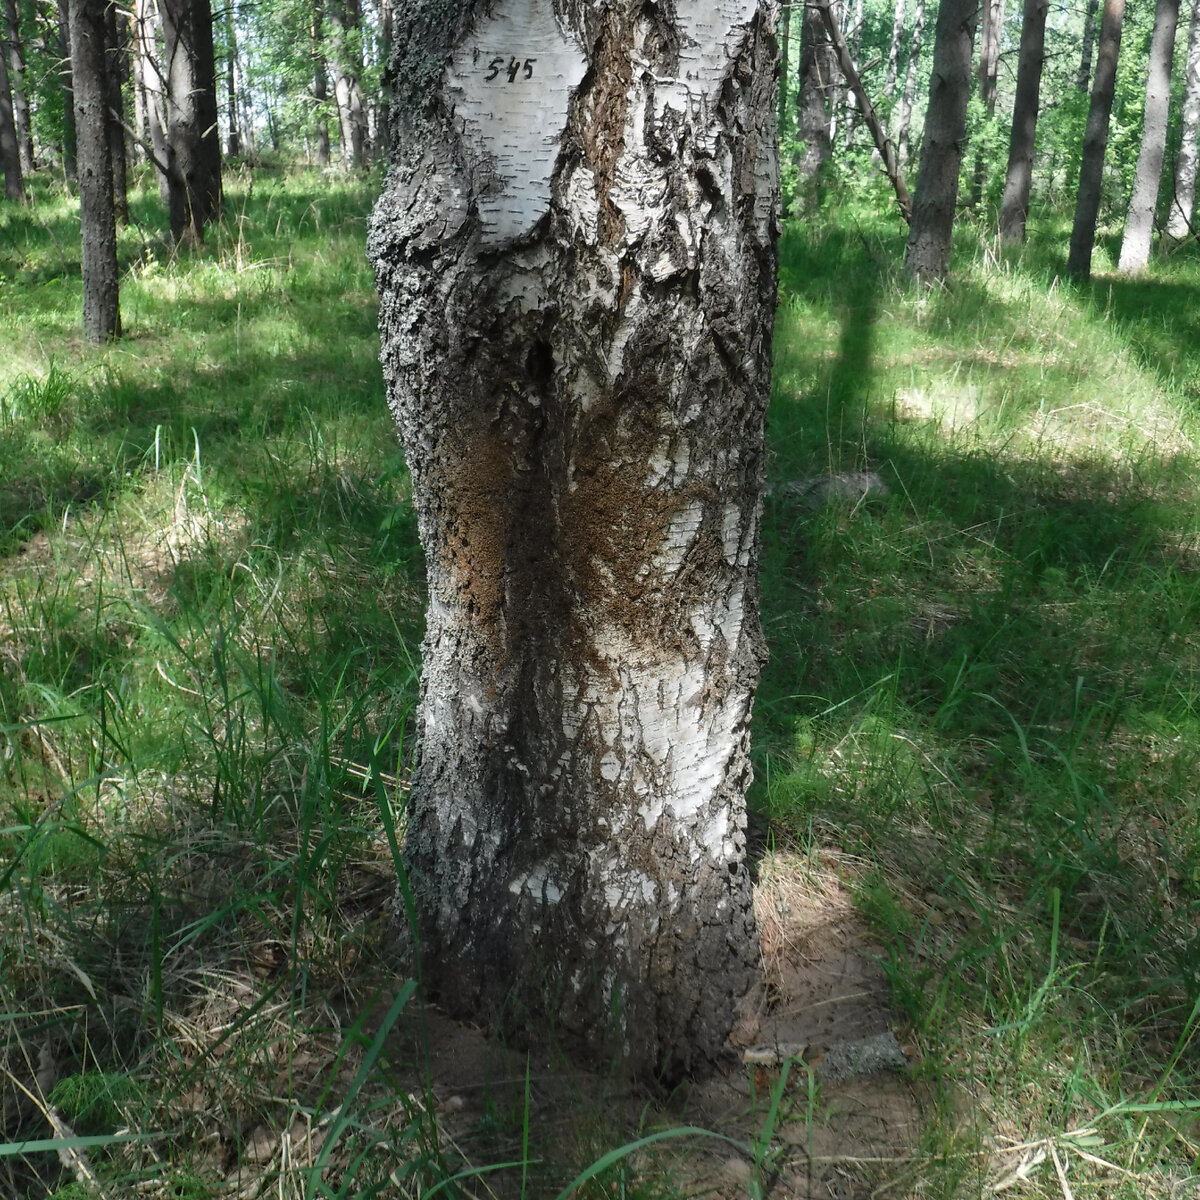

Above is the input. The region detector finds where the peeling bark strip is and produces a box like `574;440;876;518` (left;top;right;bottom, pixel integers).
370;0;778;1081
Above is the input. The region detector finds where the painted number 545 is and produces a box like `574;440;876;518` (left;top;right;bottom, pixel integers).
485;56;537;82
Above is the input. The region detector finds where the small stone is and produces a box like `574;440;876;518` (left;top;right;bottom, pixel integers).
816;1031;908;1083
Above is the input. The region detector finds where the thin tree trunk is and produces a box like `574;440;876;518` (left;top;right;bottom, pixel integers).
971;0;1003;208
895;0;926;164
3;0;33;173
0;22;23;198
161;0;222;243
883;0;906;101
815;0;911;219
70;0;120;339
57;0;78;176
1067;0;1125;279
311;0;330;166
1166;0;1200;240
224;1;239;155
104;0;128;224
1117;0;1180;271
841;0;864;146
369;0;778;1083
795;0;837;209
374;0;392;159
130;0;148;162
904;0;980;277
998;0;1049;242
778;0;790;138
135;0;170;199
1077;0;1099;91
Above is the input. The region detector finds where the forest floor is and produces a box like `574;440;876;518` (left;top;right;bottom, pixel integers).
2;171;1199;1199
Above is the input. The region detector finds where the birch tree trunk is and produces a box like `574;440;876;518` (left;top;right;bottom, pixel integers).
998;0;1049;243
70;0;120;339
1117;0;1180;271
369;0;778;1082
1067;0;1124;279
224;2;240;156
883;0;906;102
1077;0;1099;91
895;0;926;164
328;0;367;168
904;0;978;277
1165;0;1200;240
104;0;128;224
3;0;33;173
311;0;331;166
841;0;864;146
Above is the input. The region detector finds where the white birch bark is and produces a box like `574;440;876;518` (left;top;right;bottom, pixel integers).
1166;0;1200;240
369;0;778;1081
1118;0;1180;271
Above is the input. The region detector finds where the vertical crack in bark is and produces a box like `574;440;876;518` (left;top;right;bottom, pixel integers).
371;0;778;1082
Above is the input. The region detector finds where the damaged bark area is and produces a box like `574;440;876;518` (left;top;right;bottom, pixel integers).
369;0;778;1082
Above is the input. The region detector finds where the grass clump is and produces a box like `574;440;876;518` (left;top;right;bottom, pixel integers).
759;204;1200;1196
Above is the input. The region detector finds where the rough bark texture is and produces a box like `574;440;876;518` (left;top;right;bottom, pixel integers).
1077;0;1099;91
998;0;1048;243
369;0;778;1083
1117;0;1179;271
161;0;223;243
904;0;979;277
1166;0;1200;240
3;0;32;173
70;0;120;340
895;0;925;164
0;22;21;199
1067;0;1124;279
795;0;837;207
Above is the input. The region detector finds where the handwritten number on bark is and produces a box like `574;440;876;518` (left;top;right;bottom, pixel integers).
484;56;537;81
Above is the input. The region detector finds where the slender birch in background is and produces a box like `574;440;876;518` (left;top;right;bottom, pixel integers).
895;0;926;164
1077;0;1099;91
999;0;1049;243
1067;0;1125;279
1118;0;1180;271
369;0;778;1082
971;0;1003;208
1166;0;1200;241
3;0;33;173
0;24;23;199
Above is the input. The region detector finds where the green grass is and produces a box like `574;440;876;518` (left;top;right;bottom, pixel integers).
3;171;1200;1197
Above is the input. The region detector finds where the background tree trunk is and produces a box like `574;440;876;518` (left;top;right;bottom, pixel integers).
1077;0;1099;91
136;0;171;200
70;0;120;340
795;0;837;208
970;0;1003;208
1117;0;1180;271
328;0;366;167
3;0;33;173
162;0;223;243
369;0;778;1083
895;0;926;164
1067;0;1125;279
883;0;906;103
1166;0;1200;240
904;0;979;277
225;2;240;156
311;0;330;166
841;0;864;146
0;23;23;199
57;0;78;176
104;0;128;224
998;0;1049;243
